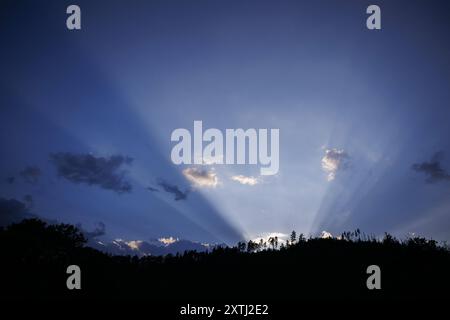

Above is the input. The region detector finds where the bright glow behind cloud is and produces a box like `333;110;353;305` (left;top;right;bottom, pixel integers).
158;236;178;245
125;240;143;250
231;175;259;186
183;167;218;188
320;231;333;239
252;232;289;243
321;148;349;181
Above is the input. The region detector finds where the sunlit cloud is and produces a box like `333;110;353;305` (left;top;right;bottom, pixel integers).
183;167;218;188
231;175;259;186
124;240;143;250
158;236;178;245
320;230;333;239
321;148;349;181
251;232;289;243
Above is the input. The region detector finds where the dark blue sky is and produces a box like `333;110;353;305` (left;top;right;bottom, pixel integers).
1;0;450;244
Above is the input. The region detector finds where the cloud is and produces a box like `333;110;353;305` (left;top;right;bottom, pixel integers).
23;194;33;210
83;222;106;239
321;148;350;181
231;175;259;186
412;152;450;183
182;167;218;188
20;166;41;184
157;180;189;201
0;197;36;226
5;176;15;184
320;230;333;239
158;236;178;245
252;232;289;244
90;237;214;257
146;186;159;192
50;153;133;193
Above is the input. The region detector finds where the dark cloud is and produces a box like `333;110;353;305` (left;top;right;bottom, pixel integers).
20;166;41;184
0;197;35;226
146;186;159;192
5;176;15;184
23;194;33;210
412;151;450;183
157;180;189;201
82;222;106;239
50;153;133;193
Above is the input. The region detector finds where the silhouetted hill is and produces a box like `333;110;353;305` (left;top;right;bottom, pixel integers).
1;219;450;301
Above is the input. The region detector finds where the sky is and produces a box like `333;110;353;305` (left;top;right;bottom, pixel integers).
1;0;450;245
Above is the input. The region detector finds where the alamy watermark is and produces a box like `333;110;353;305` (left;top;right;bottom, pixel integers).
66;265;81;290
170;121;279;175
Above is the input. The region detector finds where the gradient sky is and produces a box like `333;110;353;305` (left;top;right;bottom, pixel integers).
1;0;450;245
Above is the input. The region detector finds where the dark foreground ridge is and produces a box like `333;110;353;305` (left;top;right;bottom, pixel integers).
1;219;449;300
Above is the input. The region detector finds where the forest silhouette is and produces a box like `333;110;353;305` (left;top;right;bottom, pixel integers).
1;219;449;300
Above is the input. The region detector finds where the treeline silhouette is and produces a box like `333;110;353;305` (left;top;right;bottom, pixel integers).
1;219;450;300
